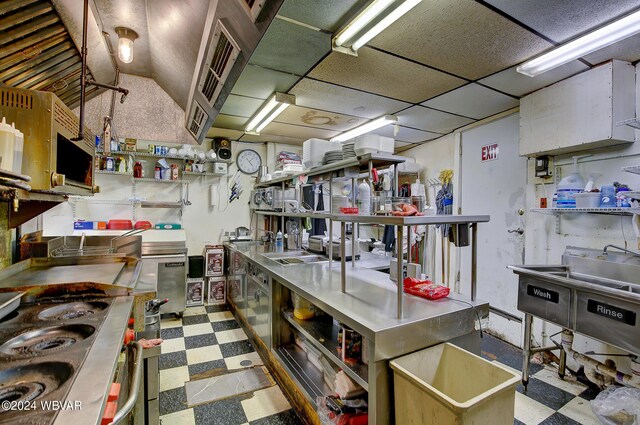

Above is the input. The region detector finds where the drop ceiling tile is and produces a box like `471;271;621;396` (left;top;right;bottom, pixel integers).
231;65;300;99
369;0;552;80
212;114;248;131
220;95;265;117
421;84;519;120
277;0;366;32
207;127;244;140
259;122;339;140
239;133;305;145
289;78;410;119
484;0;640;43
308;48;466;103
582;34;640;65
394;142;416;153
397;106;475;134
274;105;366;131
479;61;589;97
370;125;441;143
248;18;331;76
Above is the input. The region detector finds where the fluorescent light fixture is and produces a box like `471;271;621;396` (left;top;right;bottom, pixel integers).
517;9;640;77
334;0;394;47
330;115;397;142
351;0;421;50
245;93;295;134
115;27;138;64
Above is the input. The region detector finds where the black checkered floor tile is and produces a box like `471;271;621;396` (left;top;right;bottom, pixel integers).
158;304;302;425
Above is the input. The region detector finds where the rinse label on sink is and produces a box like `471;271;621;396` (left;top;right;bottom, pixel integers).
527;285;559;303
587;299;636;325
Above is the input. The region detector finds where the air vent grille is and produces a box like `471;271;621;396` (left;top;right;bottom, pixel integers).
53;100;78;136
188;102;209;138
198;21;240;107
0;89;32;109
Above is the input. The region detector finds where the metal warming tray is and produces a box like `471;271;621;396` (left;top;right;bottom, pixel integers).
47;232;143;258
509;246;640;354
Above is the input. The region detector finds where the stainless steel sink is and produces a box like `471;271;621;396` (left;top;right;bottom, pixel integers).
261;251;329;266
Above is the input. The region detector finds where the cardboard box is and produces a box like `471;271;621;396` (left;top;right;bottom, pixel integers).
74;221;107;230
207;277;226;305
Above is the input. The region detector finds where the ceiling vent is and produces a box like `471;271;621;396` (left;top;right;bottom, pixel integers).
187;101;210;140
198;21;241;109
238;0;267;23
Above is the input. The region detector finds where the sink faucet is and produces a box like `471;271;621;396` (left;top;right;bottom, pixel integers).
603;244;640;257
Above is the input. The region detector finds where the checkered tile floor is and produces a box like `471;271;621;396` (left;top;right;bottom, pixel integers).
481;334;602;425
158;304;301;425
160;306;601;425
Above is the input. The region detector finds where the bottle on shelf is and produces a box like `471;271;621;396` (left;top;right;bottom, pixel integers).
357;180;371;215
275;231;284;252
0;117;15;171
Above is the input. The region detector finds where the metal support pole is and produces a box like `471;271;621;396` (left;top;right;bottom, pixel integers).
328;176;333;266
522;313;533;388
73;0;89;141
396;225;404;319
471;223;478;301
393;164;399;197
558;344;567;379
352;223;356;268
341;221;346;293
407;226;412;265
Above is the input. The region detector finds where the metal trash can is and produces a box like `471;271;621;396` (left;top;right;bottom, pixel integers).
390;343;519;425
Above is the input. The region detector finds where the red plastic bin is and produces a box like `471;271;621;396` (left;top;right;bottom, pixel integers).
107;220;133;230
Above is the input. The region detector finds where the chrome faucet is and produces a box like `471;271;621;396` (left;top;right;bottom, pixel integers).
603;244;640;258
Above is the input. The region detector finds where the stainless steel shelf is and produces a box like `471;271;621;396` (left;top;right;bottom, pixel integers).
95;170;132;176
254;211;332;219
332;214;490;225
182;171;225;176
96;150;232;163
532;207;640;215
132;178;188;184
623;165;640;175
69;197;137;205
255;153;406;188
140;201;183;208
282;309;368;390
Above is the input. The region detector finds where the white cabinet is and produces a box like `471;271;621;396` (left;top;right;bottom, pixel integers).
520;60;635;157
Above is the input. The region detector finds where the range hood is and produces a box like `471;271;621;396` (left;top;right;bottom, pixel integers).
186;0;282;143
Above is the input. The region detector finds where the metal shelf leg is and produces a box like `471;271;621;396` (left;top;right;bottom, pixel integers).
396;225;404;319
522;313;533;389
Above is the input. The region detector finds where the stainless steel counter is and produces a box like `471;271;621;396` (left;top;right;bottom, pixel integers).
227;242;488;361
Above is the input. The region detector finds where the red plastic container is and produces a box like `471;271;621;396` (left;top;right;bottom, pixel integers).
107;219;133;230
339;207;359;215
134;221;152;230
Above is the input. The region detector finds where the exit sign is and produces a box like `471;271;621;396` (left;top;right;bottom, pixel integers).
481;143;499;162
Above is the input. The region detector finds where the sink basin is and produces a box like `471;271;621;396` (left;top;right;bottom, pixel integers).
261;251;329;266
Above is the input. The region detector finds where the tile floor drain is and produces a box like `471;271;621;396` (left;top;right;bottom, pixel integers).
240;360;253;367
185;366;274;407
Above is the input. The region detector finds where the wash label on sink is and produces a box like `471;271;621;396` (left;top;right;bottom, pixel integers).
587;299;636;325
527;285;559;303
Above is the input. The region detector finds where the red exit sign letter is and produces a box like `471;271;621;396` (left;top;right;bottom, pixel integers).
481;143;499;162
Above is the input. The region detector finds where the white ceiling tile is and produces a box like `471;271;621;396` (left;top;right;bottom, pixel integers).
308;48;466;103
277;0;366;32
478;61;589;97
239;133;305;145
249;18;331;75
370;125;441;143
274;105;367;131
207;127;244;140
231;65;300;99
289;78;410;119
484;0;640;43
258;122;339;140
220;95;265;117
368;0;552;80
397;106;475;134
421;84;519;119
212;114;248;131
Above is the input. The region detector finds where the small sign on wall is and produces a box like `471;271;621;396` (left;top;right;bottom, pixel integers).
481;143;499;162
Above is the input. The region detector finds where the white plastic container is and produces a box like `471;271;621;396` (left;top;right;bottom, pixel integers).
574;192;601;208
12;125;23;174
390;343;519;425
0;117;15;171
357;181;370;215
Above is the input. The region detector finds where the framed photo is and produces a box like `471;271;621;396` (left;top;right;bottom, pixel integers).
204;245;224;277
207;277;226;305
186;278;204;306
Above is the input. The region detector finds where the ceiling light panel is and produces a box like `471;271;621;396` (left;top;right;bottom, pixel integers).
290;78;410;119
308;48;466;103
245;93;295;133
421;83;519;120
397;105;475;134
330;115;397;142
334;0;395;47
368;0;552;80
479;61;589;97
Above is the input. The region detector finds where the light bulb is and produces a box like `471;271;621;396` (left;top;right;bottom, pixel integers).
118;37;134;63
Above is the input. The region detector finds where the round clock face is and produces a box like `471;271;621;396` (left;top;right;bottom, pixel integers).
236;149;262;174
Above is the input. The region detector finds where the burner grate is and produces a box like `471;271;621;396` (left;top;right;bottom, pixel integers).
37;301;108;321
0;325;95;358
0;382;45;405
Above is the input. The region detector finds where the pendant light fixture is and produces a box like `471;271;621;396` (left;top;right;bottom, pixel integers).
115;27;138;64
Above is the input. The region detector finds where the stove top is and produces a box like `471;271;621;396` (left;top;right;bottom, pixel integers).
0;298;113;425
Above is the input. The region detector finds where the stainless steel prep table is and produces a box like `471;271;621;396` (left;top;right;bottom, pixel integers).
226;241;489;425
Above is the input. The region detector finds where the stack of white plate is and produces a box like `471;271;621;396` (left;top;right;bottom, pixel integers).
324;151;344;164
342;143;356;159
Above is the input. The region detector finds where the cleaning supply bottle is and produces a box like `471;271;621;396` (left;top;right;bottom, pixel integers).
357;180;371;215
275;231;284;252
0;117;15;171
556;156;585;208
11;124;23;174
